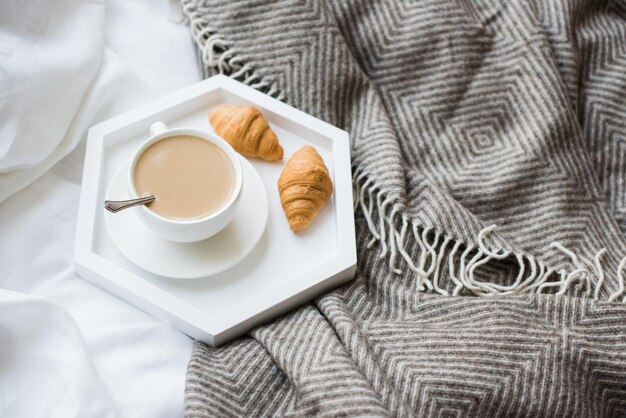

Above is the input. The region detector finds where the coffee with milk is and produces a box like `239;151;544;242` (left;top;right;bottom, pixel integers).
134;135;235;219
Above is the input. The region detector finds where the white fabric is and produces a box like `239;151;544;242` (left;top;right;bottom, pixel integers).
0;0;200;416
0;0;103;201
0;291;116;418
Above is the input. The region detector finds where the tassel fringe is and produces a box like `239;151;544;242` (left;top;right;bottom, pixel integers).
353;168;626;302
179;0;284;100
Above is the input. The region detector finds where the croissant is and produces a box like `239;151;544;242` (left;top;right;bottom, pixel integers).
278;146;333;232
209;105;283;161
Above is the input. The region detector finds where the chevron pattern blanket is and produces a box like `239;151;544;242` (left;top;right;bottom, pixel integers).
179;1;626;416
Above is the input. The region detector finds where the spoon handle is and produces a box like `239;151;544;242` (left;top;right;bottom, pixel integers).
105;196;156;213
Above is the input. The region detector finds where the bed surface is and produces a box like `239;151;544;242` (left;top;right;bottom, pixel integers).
0;0;200;416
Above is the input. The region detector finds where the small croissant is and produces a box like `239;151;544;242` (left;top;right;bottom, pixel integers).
209;105;283;161
278;146;333;232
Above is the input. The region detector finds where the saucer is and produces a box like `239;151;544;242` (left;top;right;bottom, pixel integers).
104;157;268;279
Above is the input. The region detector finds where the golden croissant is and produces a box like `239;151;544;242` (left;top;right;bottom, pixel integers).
209;105;283;161
278;146;333;232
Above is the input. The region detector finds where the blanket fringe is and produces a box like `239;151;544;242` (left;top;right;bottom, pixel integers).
179;0;283;100
353;168;626;302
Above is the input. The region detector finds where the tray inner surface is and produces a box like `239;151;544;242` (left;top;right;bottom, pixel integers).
91;89;339;320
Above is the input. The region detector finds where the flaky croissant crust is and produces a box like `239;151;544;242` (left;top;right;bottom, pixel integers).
278;146;333;232
209;105;283;161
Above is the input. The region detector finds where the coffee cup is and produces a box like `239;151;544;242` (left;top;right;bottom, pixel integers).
127;121;243;243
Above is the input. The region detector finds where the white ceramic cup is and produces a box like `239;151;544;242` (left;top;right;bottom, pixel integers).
128;121;243;243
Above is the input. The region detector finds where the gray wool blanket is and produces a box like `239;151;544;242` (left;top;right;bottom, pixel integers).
179;0;626;416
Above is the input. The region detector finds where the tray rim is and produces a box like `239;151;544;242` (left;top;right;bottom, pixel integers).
74;75;356;346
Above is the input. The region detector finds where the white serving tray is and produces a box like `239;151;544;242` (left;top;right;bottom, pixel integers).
74;75;356;346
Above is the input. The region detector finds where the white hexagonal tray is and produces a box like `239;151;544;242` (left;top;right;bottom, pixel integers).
74;75;355;347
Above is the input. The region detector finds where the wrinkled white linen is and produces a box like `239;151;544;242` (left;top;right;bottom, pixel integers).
0;0;200;416
0;290;116;418
0;0;103;201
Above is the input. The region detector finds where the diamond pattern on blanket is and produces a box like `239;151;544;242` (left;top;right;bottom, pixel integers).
179;0;626;416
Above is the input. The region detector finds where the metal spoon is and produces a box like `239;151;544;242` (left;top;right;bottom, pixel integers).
104;195;156;213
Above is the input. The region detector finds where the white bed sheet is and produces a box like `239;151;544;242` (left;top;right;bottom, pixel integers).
0;0;201;416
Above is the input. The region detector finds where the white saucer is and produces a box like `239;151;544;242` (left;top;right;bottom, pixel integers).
104;157;268;279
